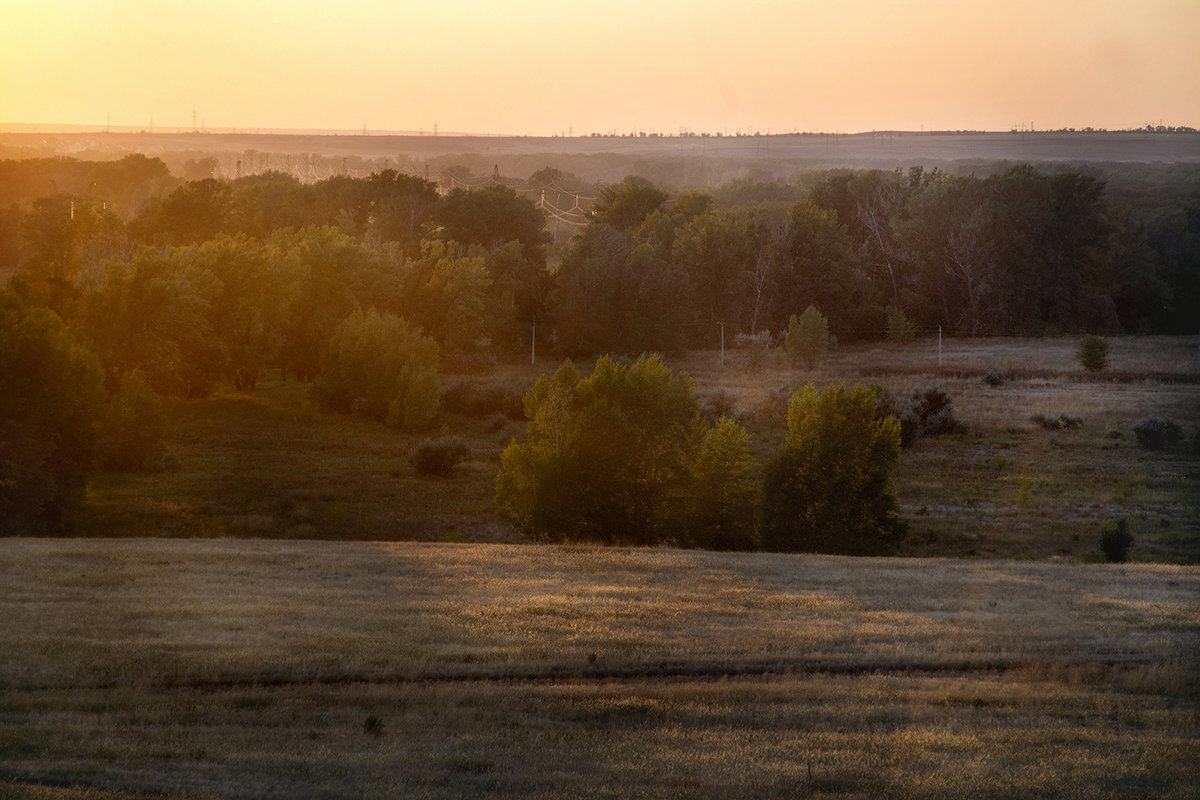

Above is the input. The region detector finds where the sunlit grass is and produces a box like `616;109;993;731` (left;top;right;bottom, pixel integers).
0;539;1196;798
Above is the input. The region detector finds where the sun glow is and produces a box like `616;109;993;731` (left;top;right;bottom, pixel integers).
2;0;1198;135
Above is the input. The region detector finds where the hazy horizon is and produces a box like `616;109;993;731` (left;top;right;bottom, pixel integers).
4;0;1198;138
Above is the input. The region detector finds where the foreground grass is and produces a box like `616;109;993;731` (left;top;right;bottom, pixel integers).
1;539;1196;798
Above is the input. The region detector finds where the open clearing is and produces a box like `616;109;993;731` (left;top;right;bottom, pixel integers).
79;335;1200;562
1;538;1197;799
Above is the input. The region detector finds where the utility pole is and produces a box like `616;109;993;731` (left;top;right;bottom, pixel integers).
719;321;725;366
531;319;536;365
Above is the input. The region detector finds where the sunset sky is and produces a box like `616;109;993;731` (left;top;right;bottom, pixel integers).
3;0;1198;136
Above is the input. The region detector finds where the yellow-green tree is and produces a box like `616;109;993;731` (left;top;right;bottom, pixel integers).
761;383;906;554
496;355;757;549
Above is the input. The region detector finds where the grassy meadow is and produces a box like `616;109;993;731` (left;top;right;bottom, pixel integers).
79;334;1200;562
5;335;1197;798
1;538;1197;799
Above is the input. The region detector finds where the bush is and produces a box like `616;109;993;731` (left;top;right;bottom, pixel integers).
885;305;918;344
1030;413;1084;431
1132;418;1183;450
1077;335;1109;372
1100;518;1133;563
761;383;907;554
440;381;525;419
698;390;738;422
983;370;1005;387
784;305;828;369
875;385;967;447
312;309;440;430
412;436;470;477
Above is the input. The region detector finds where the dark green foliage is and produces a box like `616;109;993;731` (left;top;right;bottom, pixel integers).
586;176;670;232
80;248;225;397
689;418;760;551
412;436;470;477
496;355;756;549
761;384;906;554
312;309;440;430
1100;518;1133;563
1077;335;1109;372
983;370;1005;387
0;295;106;534
885;305;918;343
440;381;525;419
784;305;828;369
1132;418;1183;450
96;370;166;472
434;184;550;262
1031;413;1084;431
876;386;967;447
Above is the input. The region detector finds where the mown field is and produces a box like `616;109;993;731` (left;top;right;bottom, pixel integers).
1;538;1197;799
79;335;1200;563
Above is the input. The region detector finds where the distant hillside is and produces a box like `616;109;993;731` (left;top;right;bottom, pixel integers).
3;130;1198;187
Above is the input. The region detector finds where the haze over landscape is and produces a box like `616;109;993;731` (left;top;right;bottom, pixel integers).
3;0;1198;136
3;2;1199;799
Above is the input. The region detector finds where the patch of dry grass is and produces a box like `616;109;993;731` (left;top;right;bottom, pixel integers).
0;540;1196;798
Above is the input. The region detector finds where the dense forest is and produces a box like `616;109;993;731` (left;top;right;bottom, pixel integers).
1;154;1198;533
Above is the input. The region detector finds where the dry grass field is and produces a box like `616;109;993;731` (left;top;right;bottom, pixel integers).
1;538;1197;799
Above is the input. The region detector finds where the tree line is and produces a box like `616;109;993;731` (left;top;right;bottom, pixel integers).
1;155;1196;533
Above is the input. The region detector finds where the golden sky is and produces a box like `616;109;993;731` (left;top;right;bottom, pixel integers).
3;0;1198;135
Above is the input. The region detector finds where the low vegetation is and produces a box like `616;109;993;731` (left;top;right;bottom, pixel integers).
0;539;1195;799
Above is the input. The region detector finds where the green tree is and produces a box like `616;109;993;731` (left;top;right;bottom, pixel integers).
387;240;492;356
273;226;383;381
81;248;225;397
688;418;760;551
497;355;751;547
785;305;829;368
1;294;106;534
174;234;285;391
435;184;549;262
761;383;906;554
312;309;440;430
95;369;166;472
587;176;670;232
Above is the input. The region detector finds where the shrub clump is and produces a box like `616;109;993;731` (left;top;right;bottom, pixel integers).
1031;413;1084;431
885;305;918;344
983;370;1005;387
1077;334;1109;372
440;381;525;419
876;386;967;447
1100;518;1133;563
412;436;470;476
1132;418;1183;450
